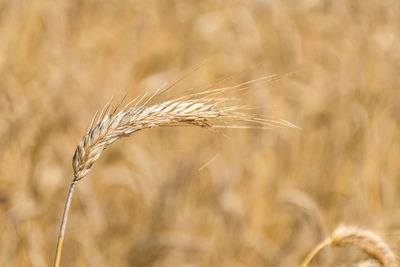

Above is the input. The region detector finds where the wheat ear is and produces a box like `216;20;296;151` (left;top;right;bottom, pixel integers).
301;225;398;267
54;78;295;267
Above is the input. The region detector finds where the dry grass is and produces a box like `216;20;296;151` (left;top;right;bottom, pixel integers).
1;0;400;266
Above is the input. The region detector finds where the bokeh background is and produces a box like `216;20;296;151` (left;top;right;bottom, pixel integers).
1;0;400;266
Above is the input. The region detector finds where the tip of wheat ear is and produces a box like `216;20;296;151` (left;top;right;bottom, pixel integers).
72;84;296;181
331;225;398;267
301;224;398;267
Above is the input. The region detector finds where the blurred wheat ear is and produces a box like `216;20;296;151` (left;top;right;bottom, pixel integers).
301;224;398;267
53;75;296;267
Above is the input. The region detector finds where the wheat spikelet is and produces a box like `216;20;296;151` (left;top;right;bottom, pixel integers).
301;225;398;267
72;77;294;181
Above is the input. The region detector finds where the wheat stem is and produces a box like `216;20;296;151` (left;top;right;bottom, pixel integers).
300;238;331;267
54;180;77;267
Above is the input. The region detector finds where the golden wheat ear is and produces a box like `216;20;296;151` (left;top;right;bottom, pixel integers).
301;224;398;267
53;81;296;267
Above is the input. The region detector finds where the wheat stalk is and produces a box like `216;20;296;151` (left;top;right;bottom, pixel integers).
301;224;398;267
53;76;295;267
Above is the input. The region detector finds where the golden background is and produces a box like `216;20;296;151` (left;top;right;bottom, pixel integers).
0;0;399;266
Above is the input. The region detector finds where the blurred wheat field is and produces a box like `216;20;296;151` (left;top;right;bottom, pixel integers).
1;0;400;266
